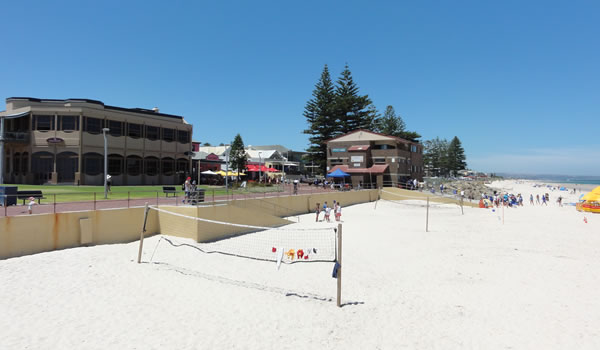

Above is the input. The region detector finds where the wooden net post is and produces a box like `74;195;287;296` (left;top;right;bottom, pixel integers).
337;223;342;307
460;197;464;215
426;196;429;232
137;202;150;264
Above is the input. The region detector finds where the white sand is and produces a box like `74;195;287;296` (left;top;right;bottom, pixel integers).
1;180;599;349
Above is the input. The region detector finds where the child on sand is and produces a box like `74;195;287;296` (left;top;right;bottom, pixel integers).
335;202;342;221
325;206;331;222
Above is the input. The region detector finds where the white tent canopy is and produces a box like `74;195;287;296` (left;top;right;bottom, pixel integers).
201;170;218;175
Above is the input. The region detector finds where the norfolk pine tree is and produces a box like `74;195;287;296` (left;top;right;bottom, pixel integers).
303;65;337;174
229;134;248;182
447;136;467;176
335;64;376;134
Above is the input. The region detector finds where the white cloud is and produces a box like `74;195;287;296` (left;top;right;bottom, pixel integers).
468;146;600;176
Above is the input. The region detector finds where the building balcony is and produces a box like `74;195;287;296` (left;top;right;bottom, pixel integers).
2;131;30;143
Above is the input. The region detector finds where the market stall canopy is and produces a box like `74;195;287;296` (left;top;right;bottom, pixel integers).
201;170;218;175
266;167;279;172
246;164;269;172
327;168;350;178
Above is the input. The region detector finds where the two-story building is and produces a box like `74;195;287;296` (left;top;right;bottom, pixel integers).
0;97;192;185
326;129;424;188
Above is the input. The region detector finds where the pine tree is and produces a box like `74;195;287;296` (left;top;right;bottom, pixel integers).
423;137;449;177
303;65;337;174
229;134;247;182
375;105;405;136
447;136;467;176
334;64;376;134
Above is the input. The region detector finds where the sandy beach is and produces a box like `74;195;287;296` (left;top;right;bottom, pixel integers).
1;179;599;349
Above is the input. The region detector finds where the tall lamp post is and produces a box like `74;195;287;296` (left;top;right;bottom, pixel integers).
102;128;110;199
224;146;230;192
258;151;262;184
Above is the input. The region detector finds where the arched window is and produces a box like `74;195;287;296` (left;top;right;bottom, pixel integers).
126;156;142;176
144;157;159;176
161;157;175;176
108;154;124;175
83;153;103;176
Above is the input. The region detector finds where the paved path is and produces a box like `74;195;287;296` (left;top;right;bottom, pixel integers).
0;184;337;217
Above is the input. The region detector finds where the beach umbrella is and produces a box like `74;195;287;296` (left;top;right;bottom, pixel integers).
582;186;600;201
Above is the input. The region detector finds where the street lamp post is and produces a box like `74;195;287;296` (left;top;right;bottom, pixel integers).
258;151;262;184
102;128;110;199
225;146;230;192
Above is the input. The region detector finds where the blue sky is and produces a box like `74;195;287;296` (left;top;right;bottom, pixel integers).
1;0;598;176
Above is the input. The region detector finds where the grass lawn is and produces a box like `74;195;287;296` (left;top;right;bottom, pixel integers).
5;184;284;203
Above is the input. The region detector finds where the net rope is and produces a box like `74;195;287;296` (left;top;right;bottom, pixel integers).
380;190;462;209
148;206;337;264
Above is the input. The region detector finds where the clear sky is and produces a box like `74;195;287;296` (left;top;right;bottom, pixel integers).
1;0;598;176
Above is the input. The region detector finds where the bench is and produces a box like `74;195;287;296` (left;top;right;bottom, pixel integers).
162;186;177;197
17;190;46;205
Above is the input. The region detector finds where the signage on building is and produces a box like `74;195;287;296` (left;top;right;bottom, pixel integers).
353;163;361;167
350;156;363;162
332;148;346;152
46;137;64;144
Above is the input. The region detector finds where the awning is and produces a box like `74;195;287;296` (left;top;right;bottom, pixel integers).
347;145;370;151
329;164;389;174
215;170;245;176
201;170;218;175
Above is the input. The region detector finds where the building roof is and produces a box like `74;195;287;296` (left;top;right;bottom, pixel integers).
329;164;389;174
5;97;184;120
248;145;290;153
197;146;229;156
326;129;417;145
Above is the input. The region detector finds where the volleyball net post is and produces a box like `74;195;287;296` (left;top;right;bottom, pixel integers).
336;223;342;307
137;202;150;264
425;196;429;232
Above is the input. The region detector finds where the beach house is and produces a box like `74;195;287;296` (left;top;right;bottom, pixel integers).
326;129;424;188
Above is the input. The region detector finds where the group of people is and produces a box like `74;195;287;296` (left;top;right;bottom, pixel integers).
479;191;564;208
314;200;342;223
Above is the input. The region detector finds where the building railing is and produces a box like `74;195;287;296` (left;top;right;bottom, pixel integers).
2;131;30;143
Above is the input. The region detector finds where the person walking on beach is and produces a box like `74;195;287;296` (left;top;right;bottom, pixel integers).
530;194;534;205
335;202;342;221
536;194;540;204
542;194;547;206
324;205;331;222
315;203;321;222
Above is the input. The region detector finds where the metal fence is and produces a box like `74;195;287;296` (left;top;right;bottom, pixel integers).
0;184;338;217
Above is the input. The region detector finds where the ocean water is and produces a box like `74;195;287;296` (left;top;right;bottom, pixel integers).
551;178;600;186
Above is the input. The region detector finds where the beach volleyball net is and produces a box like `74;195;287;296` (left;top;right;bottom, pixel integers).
380;189;462;210
141;206;338;264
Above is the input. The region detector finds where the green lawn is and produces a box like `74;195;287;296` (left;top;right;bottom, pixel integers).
5;184;284;203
